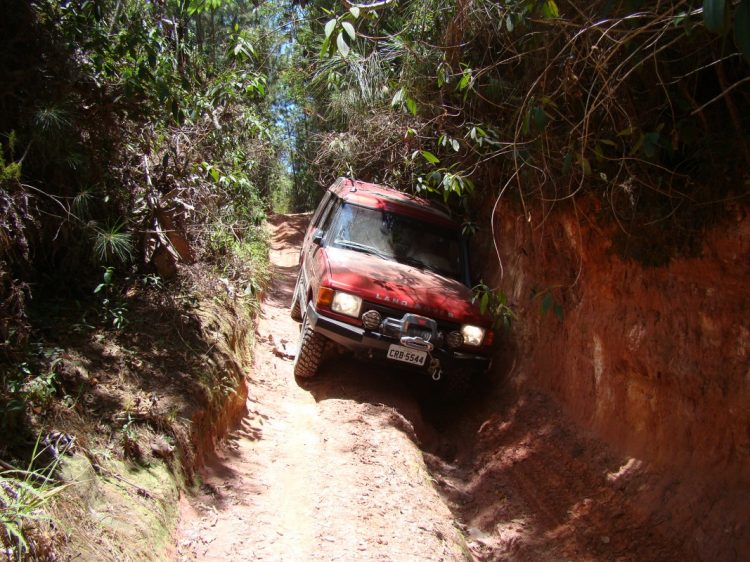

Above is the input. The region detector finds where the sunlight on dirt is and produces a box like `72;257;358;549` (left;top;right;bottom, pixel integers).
176;213;699;562
176;214;470;561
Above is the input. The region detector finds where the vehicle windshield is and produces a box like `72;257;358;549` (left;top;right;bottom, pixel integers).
329;203;466;282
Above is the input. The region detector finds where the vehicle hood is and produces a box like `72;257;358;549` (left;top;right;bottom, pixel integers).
323;247;487;325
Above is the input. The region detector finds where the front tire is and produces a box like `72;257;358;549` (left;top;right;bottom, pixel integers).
293;315;327;378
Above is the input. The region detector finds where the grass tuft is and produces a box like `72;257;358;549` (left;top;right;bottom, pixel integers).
92;221;134;264
0;438;71;560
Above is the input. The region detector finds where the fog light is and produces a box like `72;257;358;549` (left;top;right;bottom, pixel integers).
361;309;382;330
446;331;464;349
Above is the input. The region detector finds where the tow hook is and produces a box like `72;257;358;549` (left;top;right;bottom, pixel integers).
428;358;442;381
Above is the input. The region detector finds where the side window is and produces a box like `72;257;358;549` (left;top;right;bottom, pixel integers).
310;192;331;228
319;198;340;234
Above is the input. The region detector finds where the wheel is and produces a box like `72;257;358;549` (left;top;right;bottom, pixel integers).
293;314;327;378
290;271;303;321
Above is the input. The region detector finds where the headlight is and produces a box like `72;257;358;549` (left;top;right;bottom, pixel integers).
331;291;362;317
461;324;485;347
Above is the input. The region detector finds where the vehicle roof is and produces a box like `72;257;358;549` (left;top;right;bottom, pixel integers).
329;178;456;228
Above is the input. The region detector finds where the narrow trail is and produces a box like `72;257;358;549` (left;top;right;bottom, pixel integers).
175;213;696;562
176;213;470;561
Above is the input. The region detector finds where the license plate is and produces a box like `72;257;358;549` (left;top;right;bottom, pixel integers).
386;345;427;366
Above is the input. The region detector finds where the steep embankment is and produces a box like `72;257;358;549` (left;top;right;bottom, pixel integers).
481;195;749;560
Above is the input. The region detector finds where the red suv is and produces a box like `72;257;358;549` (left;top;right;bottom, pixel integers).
291;178;494;393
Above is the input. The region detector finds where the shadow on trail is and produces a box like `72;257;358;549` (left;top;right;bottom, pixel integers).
296;353;686;562
265;262;298;308
187;394;271;513
295;354;505;460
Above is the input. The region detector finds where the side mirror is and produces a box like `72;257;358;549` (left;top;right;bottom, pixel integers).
312;228;325;246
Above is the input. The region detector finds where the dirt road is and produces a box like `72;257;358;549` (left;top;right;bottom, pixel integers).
176;213;693;562
176;214;469;561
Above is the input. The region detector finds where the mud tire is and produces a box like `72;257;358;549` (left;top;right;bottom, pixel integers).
290;272;303;321
294;315;326;378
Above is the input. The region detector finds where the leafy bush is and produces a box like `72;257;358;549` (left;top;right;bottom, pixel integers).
0;0;283;351
288;0;749;263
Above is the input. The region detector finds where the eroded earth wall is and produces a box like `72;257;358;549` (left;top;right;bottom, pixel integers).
483;196;749;483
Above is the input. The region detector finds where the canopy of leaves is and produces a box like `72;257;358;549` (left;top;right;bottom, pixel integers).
2;0;749;348
0;0;289;359
285;0;749;263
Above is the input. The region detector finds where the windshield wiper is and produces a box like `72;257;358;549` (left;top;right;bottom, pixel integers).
334;240;390;259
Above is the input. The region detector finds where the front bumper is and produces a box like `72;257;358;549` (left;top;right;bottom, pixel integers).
305;302;492;375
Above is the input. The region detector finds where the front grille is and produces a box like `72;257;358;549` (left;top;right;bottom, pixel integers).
406;326;433;340
362;301;461;350
364;302;460;333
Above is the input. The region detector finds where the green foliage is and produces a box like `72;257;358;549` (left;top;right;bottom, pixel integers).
19;364;59;409
2;363;35;423
0;132;22;182
392;88;418;116
0;0;278;552
93;267;115;295
207;223;270;300
268;167;296;213
320;9;362;59
0;438;70;559
538;0;559;19
1;352;64;426
418;150;440;165
187;0;229;16
290;0;749;267
414;164;475;203
0;156;21;183
457;65;473;97
472;283;515;331
0;0;281;309
532;288;564;321
93;267;128;329
92;223;134;265
200;162;266;225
